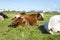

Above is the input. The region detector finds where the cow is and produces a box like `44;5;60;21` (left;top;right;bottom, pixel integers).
9;14;38;27
0;12;8;19
9;11;44;27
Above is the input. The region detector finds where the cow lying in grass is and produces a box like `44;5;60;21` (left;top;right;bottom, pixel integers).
9;12;44;27
9;14;38;27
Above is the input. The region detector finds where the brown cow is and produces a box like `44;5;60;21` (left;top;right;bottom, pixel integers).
9;12;44;27
9;14;39;27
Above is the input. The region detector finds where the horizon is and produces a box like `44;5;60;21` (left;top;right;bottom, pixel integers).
0;0;60;12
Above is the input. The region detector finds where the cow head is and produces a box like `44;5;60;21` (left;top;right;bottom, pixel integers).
37;12;44;20
9;16;28;27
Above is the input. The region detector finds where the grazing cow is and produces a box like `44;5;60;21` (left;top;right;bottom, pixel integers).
0;12;8;19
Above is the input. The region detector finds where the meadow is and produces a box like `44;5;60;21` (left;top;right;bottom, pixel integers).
0;11;60;40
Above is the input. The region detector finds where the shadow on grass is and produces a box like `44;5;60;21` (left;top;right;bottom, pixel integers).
38;25;49;34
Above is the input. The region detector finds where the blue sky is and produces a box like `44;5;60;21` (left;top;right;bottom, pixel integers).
0;0;60;11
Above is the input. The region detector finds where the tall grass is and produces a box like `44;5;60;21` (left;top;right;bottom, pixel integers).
0;11;60;40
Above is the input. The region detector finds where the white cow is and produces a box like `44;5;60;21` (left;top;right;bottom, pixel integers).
44;15;60;35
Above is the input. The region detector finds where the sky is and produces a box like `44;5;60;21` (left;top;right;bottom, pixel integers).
0;0;60;11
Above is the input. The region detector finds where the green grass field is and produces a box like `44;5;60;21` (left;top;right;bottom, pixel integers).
0;11;60;40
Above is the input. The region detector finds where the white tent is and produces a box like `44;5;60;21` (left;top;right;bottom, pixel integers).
44;15;60;35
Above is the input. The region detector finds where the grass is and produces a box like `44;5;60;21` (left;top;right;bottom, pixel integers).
0;11;60;40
